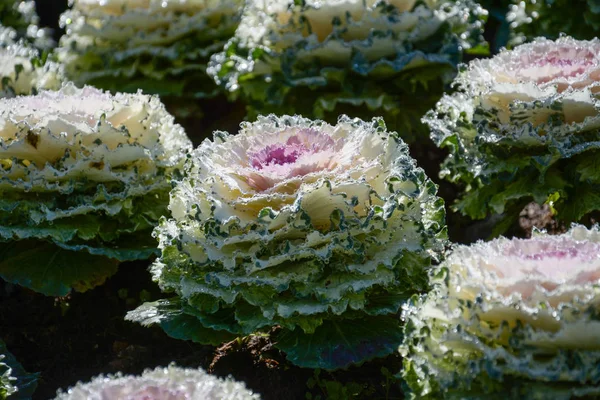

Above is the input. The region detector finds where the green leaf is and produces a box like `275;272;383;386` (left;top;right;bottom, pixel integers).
274;315;403;370
488;172;564;215
0;241;119;297
454;181;502;219
0;189;167;262
126;299;238;346
56;231;158;262
365;292;413;315
0;339;39;399
558;183;600;223
576;151;600;182
455;166;568;232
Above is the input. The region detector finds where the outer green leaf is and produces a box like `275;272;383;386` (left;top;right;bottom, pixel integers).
558;183;600;223
125;299;237;346
575;151;600;182
0;241;119;297
275;316;403;370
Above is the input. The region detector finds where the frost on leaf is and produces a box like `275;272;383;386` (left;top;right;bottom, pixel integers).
57;0;244;99
424;36;600;230
54;364;260;400
0;83;192;296
401;225;600;399
208;0;487;142
127;114;447;370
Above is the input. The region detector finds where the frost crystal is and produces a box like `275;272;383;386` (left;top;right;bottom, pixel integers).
54;365;260;400
57;0;244;99
127;114;446;370
401;225;600;399
208;0;487;141
424;36;600;229
0;83;192;296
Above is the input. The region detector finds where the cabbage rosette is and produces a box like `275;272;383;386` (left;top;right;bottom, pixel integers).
0;1;52;49
54;365;260;400
57;0;243;99
127;114;447;370
425;36;600;232
209;0;487;141
0;0;34;34
0;26;63;97
0;83;192;296
0;339;38;400
401;225;600;399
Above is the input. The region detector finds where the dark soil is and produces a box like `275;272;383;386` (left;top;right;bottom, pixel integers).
0;260;404;399
0;261;210;399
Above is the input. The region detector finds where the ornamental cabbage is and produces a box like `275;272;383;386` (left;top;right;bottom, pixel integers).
127;114;447;370
208;0;487;142
425;36;600;232
0;26;63;97
401;225;600;399
0;1;52;48
0;83;192;297
57;0;244;100
54;365;260;400
0;339;38;400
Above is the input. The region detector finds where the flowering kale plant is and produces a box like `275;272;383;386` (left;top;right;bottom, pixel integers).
0;83;191;296
0;26;63;97
0;339;38;400
127;114;446;370
401;225;600;398
54;365;260;400
57;0;243;100
209;0;487;141
0;0;52;49
425;36;600;233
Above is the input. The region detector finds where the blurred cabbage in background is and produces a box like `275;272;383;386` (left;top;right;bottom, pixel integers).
209;0;488;143
1;0;54;49
56;0;244;105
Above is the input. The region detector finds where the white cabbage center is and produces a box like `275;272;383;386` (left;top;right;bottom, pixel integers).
452;234;600;302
